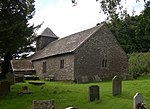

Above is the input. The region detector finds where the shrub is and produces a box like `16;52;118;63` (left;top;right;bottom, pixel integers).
128;52;150;79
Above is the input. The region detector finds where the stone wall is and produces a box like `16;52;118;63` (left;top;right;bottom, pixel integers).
36;36;58;51
32;54;75;81
33;24;128;82
74;24;128;82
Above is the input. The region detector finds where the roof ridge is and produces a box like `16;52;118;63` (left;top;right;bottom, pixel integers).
55;25;100;42
31;24;104;60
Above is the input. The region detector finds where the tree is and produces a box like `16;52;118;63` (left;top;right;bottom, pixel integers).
71;0;150;53
136;1;150;52
0;0;36;79
99;0;150;53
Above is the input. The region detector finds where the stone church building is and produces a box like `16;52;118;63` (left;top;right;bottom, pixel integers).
29;23;128;83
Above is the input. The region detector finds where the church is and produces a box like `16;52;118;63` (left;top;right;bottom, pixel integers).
12;23;128;83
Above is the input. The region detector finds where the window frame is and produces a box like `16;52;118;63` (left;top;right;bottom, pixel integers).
102;59;107;68
43;61;47;73
60;59;64;69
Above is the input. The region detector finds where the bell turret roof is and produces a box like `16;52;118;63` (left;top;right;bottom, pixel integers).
38;27;59;39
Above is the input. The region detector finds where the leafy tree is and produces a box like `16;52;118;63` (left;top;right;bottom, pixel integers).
71;0;150;53
100;0;150;53
136;1;150;52
0;0;36;79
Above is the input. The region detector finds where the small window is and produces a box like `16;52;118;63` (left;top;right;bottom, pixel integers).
102;59;107;68
60;60;64;69
43;61;47;73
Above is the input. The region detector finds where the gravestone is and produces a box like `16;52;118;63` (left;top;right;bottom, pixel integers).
65;107;78;109
28;81;45;85
0;81;10;96
133;93;146;109
112;75;122;96
94;75;102;82
32;100;54;109
18;86;32;95
82;76;88;83
6;72;15;85
88;85;100;101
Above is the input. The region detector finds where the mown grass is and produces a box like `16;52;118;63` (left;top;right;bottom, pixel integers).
1;77;150;109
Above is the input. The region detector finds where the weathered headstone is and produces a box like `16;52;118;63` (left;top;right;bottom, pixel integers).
32;100;55;109
112;75;122;96
88;85;100;101
82;76;88;83
6;72;15;85
0;81;10;96
18;86;32;95
133;93;146;109
94;75;102;82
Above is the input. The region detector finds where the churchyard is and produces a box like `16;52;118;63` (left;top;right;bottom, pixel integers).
0;76;150;109
0;52;149;109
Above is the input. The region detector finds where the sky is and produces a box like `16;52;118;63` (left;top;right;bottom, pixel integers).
29;0;145;38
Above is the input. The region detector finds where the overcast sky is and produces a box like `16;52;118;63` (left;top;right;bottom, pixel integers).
29;0;145;38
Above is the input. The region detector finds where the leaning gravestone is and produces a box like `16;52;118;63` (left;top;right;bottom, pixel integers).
88;85;100;101
94;75;101;82
133;93;146;109
32;100;55;109
112;75;122;96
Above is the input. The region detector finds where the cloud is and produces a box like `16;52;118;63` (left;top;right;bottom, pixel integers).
29;0;145;38
121;0;145;15
30;0;106;38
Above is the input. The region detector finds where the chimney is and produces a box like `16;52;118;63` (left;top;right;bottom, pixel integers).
36;27;59;51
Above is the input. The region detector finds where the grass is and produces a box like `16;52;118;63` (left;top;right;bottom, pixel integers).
1;77;150;109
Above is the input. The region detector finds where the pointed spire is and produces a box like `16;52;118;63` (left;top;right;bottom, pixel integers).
39;27;59;39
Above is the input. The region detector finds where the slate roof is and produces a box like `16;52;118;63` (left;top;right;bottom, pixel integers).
11;60;35;71
31;24;104;61
37;27;59;39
